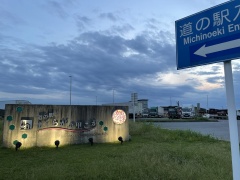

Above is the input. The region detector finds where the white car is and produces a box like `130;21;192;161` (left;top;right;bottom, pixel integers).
202;114;210;118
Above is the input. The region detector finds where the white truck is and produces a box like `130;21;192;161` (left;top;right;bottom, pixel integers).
142;108;149;118
181;105;195;118
158;107;165;117
148;106;164;118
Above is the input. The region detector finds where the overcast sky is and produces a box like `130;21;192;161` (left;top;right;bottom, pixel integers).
1;0;239;109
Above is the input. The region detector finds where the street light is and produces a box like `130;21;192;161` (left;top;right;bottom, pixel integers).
69;76;72;105
207;94;208;111
113;88;115;104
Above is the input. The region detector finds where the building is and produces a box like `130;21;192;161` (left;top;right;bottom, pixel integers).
104;99;148;117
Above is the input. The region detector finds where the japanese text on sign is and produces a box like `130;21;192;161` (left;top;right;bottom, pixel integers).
179;4;240;45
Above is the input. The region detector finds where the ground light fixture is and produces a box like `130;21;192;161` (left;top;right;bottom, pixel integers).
55;140;60;149
88;138;93;146
15;142;22;151
118;136;123;144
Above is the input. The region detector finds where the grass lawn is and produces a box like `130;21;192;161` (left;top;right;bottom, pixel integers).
0;119;232;180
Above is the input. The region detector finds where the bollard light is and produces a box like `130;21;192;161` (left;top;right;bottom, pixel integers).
88;138;93;146
15;142;22;151
129;135;131;142
55;140;60;149
118;136;123;145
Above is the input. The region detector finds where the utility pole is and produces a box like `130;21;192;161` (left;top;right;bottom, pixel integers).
207;94;208;112
112;88;115;104
69;76;72;105
69;75;72;122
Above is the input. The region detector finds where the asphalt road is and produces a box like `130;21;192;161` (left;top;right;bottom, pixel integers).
154;120;240;141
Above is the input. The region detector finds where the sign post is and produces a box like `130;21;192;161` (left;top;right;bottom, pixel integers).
131;93;138;122
175;1;240;179
224;61;240;180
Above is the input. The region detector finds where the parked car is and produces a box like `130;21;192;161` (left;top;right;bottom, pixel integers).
202;114;210;118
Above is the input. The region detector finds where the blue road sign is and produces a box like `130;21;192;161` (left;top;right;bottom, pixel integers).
176;1;240;69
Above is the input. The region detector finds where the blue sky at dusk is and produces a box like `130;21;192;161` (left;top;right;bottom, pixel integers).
1;0;240;109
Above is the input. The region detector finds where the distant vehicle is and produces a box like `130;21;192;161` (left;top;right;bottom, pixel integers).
202;114;210;118
168;107;181;119
142;108;149;118
181;105;195;118
148;107;164;118
157;107;164;117
149;107;158;117
208;108;228;119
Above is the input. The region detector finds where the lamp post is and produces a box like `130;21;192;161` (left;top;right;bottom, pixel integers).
207;94;208;113
69;75;72;105
113;88;115;104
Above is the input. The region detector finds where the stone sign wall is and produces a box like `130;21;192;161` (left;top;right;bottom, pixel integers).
3;104;129;148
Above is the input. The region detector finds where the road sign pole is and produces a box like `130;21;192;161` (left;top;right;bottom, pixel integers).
176;1;240;177
224;60;240;180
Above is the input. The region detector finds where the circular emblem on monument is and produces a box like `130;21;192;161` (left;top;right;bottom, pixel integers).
112;109;126;125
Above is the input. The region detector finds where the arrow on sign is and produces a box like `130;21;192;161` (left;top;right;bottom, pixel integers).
194;39;240;57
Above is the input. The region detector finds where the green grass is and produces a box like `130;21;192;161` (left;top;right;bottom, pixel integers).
0;119;232;180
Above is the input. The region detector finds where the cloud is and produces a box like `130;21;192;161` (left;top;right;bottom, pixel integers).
0;0;238;109
0;8;26;27
74;15;92;31
0;26;178;104
44;0;69;19
0;25;217;106
99;12;120;21
108;24;134;36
